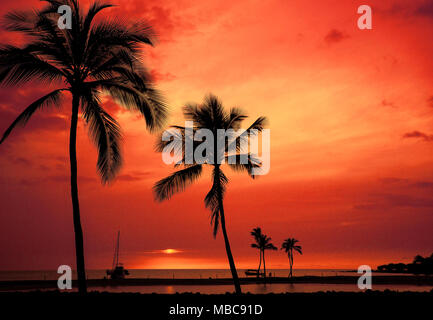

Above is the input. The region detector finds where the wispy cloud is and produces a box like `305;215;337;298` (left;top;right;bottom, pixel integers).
354;193;433;210
324;29;349;45
116;171;152;182
428;96;433;108
379;0;433;19
415;0;433;18
381;100;397;108
402;130;433;141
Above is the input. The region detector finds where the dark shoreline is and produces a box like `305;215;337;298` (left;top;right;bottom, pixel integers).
1;275;432;291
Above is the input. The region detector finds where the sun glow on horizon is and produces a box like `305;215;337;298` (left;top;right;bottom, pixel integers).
162;249;181;254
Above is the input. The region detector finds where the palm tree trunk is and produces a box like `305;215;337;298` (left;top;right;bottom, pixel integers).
289;250;293;278
70;93;87;294
291;252;294;277
287;256;290;277
215;166;241;294
263;249;266;281
257;250;262;278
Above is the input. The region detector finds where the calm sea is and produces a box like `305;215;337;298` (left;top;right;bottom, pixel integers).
1;269;431;293
0;269;361;281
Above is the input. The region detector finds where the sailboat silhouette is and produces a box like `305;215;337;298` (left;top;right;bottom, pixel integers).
106;231;129;280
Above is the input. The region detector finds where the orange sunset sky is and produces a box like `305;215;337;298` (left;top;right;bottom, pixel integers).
0;0;432;271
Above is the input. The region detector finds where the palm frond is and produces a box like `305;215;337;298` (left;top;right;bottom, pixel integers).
155;126;184;154
81;91;122;183
0;89;64;144
247;116;268;133
226;116;268;154
183;103;202;125
251;227;262;241
205;167;228;237
0;45;64;86
96;79;168;132
281;238;302;255
154;164;203;201
224;107;247;130
2;10;37;32
83;1;114;40
293;245;303;255
85;18;156;65
226;153;261;178
265;243;277;250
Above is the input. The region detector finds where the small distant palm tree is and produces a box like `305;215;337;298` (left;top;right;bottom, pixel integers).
154;94;267;294
0;0;167;293
281;238;302;277
260;234;277;279
250;227;277;279
251;227;263;277
413;255;425;264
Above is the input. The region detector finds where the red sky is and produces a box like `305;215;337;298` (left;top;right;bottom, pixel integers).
0;0;432;270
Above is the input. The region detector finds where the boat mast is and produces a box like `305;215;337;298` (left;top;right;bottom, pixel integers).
116;231;120;267
111;231;120;270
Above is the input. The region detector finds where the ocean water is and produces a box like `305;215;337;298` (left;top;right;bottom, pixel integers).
1;269;431;293
0;269;370;281
87;283;432;294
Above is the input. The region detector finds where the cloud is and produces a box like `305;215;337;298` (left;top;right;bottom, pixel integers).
402;131;433;141
116;174;143;182
16;175;97;186
379;177;408;184
415;0;433;18
116;171;152;182
104;1;196;42
379;0;433;19
0;86;69;141
150;69;177;83
381;100;397;108
412;181;433;189
354;193;433;210
0;109;67;143
8;156;33;166
324;29;349;45
428;96;433;108
379;177;433;189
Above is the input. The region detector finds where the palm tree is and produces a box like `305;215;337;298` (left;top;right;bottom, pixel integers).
281;238;302;277
154;94;267;294
0;0;167;293
250;227;277;279
259;233;277;279
251;227;263;277
413;255;425;264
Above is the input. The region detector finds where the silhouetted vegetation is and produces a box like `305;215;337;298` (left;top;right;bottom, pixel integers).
281;238;302;277
0;0;167;293
154;94;267;294
250;227;277;279
377;253;433;275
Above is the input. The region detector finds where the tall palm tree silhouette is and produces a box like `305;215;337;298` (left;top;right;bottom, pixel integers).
251;227;264;277
0;0;167;293
281;238;302;277
154;94;267;294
